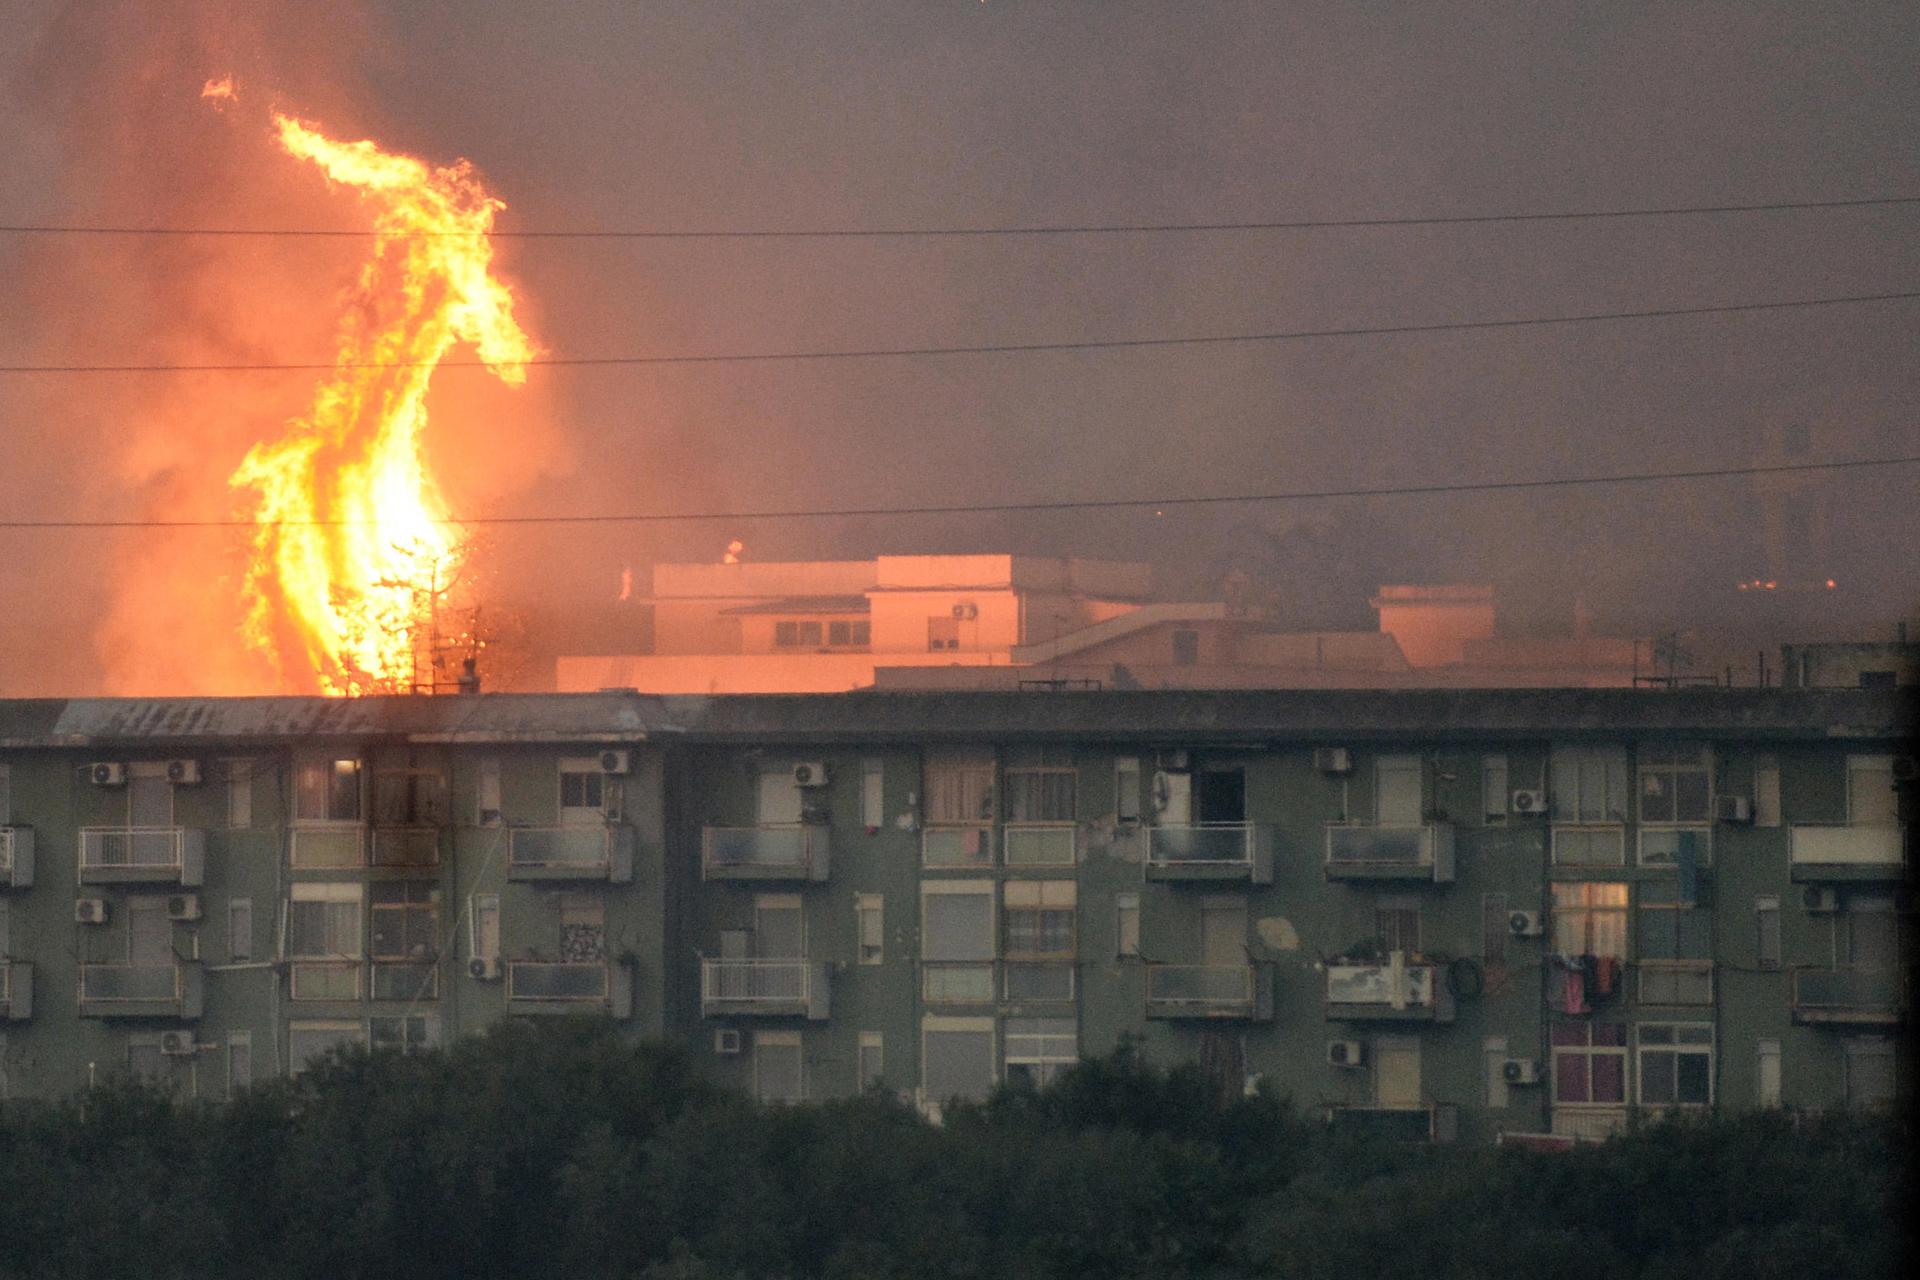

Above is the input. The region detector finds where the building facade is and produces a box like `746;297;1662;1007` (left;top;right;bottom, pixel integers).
0;689;1909;1143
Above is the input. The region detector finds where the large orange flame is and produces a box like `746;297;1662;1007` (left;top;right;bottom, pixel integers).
230;114;536;694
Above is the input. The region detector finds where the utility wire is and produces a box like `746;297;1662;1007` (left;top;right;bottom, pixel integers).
2;195;1917;240
5;288;1916;375
1;456;1912;531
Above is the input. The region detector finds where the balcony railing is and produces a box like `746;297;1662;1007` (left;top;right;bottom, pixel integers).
1788;826;1906;881
1003;962;1075;1002
1145;963;1273;1020
77;961;203;1019
1324;954;1454;1022
923;825;993;869
289;960;362;1001
1145;823;1270;882
1003;823;1078;867
702;824;830;881
289;826;366;869
1790;966;1905;1025
507;960;633;1018
77;827;205;886
922;962;995;1004
370;825;443;868
700;958;831;1020
0;961;31;1021
0;827;33;889
1324;823;1455;883
507;825;634;882
1327;1103;1458;1144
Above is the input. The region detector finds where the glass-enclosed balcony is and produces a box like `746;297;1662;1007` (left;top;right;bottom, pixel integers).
77;828;205;886
1145;824;1270;883
0;961;31;1021
1324;823;1455;883
288;960;361;1002
700;958;831;1020
77;961;204;1020
370;825;443;869
506;960;633;1017
1788;826;1906;882
702;824;830;881
921;962;995;1005
507;825;635;883
1003;823;1077;867
1324;955;1454;1022
1790;967;1905;1025
1145;963;1274;1020
0;827;33;889
922;825;993;869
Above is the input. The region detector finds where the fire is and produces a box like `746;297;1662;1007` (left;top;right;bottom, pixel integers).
229;113;536;695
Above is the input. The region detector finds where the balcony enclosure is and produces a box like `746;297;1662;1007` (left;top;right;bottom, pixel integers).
505;960;633;1017
1790;967;1905;1025
700;958;831;1019
922;825;993;869
1325;954;1455;1022
1324;822;1456;883
370;826;443;868
702;824;830;881
0;827;33;888
77;828;205;886
506;825;635;883
1788;826;1906;882
1002;823;1077;867
1145;824;1271;883
77;961;204;1019
1144;963;1274;1020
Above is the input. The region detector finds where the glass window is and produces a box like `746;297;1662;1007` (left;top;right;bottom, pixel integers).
370;883;439;961
1003;881;1075;959
372;769;447;826
1481;893;1509;968
1550;883;1629;960
856;894;883;965
1550;746;1628;824
225;759;252;829
925;757;994;824
228;1032;252;1098
560;893;607;962
1638;1024;1713;1107
476;757;502;826
1004;769;1076;822
559;768;604;811
228;897;253;963
0;763;9;825
1375;905;1421;954
370;1015;435;1054
1483;755;1509;820
295;757;362;823
1004;1017;1078;1089
858;1032;884;1091
287;885;362;958
1848;756;1896;826
1753;755;1781;827
1755;896;1781;970
922;887;993;961
861;759;884;829
1552;1022;1627;1105
1115;893;1140;958
1114;757;1141;823
1639;744;1711;823
927;617;961;651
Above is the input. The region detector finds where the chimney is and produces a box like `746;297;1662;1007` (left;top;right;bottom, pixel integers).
457;657;481;695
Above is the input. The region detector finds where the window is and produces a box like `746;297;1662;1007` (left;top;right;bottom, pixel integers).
753;1031;804;1103
922;1017;995;1106
1171;629;1199;665
925;754;994;824
774;620;824;648
372;768;448;828
224;759;252;829
1481;893;1509;968
371;883;440;1000
1003;881;1075;959
1485;1035;1510;1108
288;884;362;959
469;894;501;965
476;757;502;826
1004;1017;1078;1089
558;762;605;814
1639;744;1711;823
860;758;884;829
1114;757;1141;823
1755;896;1781;970
295;757;362;823
1483;754;1509;821
858;1032;884;1091
1847;756;1896;825
1550;882;1628;960
370;1016;436;1054
228;897;253;963
1844;1039;1896;1107
1753;754;1781;827
1636;888;1712;1005
927;617;960;651
855;894;883;965
1004;769;1076;822
1756;1039;1781;1108
289;1021;366;1076
1637;1024;1713;1107
1375;902;1421;955
559;893;607;962
922;882;994;1002
827;620;870;647
1115;893;1140;958
1550;746;1628;824
1552;1022;1627;1105
228;1032;252;1097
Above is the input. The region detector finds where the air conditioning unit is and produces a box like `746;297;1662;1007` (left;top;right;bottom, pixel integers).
1326;1039;1366;1068
467;956;504;981
713;1028;743;1056
598;749;630;775
1510;789;1547;816
164;758;202;785
158;1031;196;1058
165;894;202;922
951;602;979;620
1716;795;1753;823
1509;910;1544;938
792;762;829;788
89;762;126;787
74;898;109;925
1503;1059;1543;1085
1803;886;1840;914
1313;747;1353;775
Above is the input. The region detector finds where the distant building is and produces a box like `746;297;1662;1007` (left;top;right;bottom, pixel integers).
1781;639;1920;689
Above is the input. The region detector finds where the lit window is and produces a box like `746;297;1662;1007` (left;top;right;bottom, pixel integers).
1550;882;1629;960
295;757;362;823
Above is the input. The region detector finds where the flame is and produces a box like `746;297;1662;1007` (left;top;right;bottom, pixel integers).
200;76;236;104
229;113;536;694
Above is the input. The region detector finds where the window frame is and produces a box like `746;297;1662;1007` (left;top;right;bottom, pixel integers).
855;893;884;965
1003;1016;1079;1089
1550;882;1630;961
293;754;364;826
1551;1021;1628;1107
1001;880;1076;961
752;1030;805;1103
1635;1022;1714;1109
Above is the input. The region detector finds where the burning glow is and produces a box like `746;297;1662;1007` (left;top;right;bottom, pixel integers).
200;76;236;104
723;539;744;565
229;113;536;694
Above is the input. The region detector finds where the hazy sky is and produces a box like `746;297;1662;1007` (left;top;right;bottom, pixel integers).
2;1;1916;693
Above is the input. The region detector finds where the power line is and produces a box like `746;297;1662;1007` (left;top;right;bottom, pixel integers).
2;456;1912;531
2;194;1917;240
5;288;1916;375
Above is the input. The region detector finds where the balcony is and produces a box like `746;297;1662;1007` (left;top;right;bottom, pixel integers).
1145;963;1274;1021
1790;967;1905;1026
921;962;995;1005
1324;954;1455;1023
1324;823;1455;883
77;827;205;886
506;960;634;1018
1145;823;1271;883
289;960;362;1002
1326;1103;1458;1144
370;824;443;869
77;961;204;1020
702;824;829;881
923;825;993;869
507;825;635;883
289;826;366;869
1003;823;1078;867
700;958;831;1020
1788;826;1906;882
0;961;31;1020
0;827;33;888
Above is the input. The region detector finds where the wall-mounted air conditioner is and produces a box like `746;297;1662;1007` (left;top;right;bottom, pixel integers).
164;759;202;785
74;898;109;925
468;957;504;981
598;750;631;775
165;894;201;922
159;1030;196;1057
1716;795;1753;823
1510;789;1547;816
951;602;979;620
1327;1039;1365;1068
1503;1059;1543;1085
792;762;829;787
89;763;126;787
1508;910;1544;938
1314;748;1353;775
713;1028;743;1056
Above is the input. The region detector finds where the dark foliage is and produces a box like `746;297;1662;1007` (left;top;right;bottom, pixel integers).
0;1023;1905;1279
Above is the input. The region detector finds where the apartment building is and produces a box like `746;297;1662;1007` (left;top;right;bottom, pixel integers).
0;689;1908;1143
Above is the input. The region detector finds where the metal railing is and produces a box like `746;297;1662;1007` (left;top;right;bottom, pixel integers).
922;825;994;868
507;961;612;1001
701;959;813;1005
1146;963;1254;1010
78;827;199;872
922;962;995;1003
1146;823;1256;867
509;826;620;871
370;825;442;868
702;824;826;877
289;960;362;1001
1003;823;1078;867
79;962;183;1002
1790;966;1904;1016
1325;822;1453;872
1788;825;1904;869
